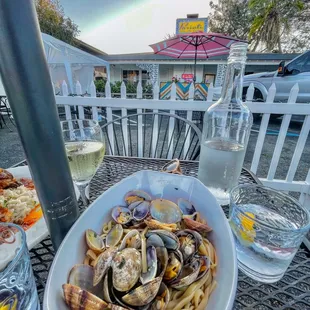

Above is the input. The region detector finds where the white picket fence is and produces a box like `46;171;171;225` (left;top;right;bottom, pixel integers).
57;80;310;209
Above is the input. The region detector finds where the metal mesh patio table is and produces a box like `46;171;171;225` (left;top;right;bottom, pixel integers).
17;156;310;309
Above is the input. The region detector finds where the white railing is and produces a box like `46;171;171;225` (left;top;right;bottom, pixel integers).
56;80;310;209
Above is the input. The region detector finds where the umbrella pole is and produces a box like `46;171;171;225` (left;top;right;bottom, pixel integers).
193;38;198;85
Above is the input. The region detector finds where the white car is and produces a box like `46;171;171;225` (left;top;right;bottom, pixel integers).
243;50;310;103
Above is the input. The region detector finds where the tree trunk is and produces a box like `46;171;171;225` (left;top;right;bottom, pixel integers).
278;35;282;53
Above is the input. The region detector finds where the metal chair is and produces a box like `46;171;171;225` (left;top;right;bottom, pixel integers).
0;96;15;131
100;112;201;160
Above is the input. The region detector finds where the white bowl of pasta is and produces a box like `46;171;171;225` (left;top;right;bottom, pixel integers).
44;170;237;310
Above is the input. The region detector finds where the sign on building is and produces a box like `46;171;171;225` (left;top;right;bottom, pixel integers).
176;18;208;35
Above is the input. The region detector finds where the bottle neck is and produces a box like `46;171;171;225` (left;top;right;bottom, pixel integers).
220;59;245;104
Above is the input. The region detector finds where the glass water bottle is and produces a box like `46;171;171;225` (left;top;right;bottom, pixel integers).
198;42;253;205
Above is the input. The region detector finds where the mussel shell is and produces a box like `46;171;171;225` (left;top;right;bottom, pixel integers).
106;224;123;247
112;248;141;292
140;246;157;284
63;284;108;310
170;258;201;290
119;229;141;250
163;250;183;283
176;230;198;262
125;190;152;205
111;206;132;225
86;229;105;253
133;201;150;221
177;198;196;215
150;199;182;224
122;276;162;306
151;282;170;310
146;234;164;248
146;230;179;250
67;264;101;297
93;247;117;286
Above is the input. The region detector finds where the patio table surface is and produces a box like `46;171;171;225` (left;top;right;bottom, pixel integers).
16;156;310;310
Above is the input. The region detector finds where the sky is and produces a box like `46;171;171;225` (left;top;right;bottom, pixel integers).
60;0;212;54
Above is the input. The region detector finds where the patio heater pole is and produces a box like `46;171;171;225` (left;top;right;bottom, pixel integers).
0;0;79;250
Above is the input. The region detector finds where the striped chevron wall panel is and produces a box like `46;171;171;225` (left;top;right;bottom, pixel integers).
160;82;209;100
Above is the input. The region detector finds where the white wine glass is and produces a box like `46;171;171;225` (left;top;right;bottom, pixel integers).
61;119;105;206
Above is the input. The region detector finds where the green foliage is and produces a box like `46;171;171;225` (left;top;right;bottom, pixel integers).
143;83;153;94
35;0;80;45
208;0;252;41
111;81;122;93
126;81;137;94
94;79;106;92
208;0;310;52
248;0;304;52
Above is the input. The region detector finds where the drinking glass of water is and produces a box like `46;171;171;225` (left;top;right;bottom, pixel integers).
229;185;310;283
0;223;39;309
62;119;105;206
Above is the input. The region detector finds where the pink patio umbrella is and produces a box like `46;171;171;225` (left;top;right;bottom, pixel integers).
150;32;247;83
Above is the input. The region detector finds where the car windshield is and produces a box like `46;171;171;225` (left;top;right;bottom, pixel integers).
286;51;310;74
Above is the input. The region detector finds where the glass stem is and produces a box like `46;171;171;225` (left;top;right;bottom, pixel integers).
77;183;89;206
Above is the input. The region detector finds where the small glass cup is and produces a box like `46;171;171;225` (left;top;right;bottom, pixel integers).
229;185;310;283
0;223;39;309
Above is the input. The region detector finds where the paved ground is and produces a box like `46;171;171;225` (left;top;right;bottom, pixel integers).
1;113;309;198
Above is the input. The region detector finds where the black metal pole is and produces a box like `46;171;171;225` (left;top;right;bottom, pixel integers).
193;37;198;84
0;0;79;250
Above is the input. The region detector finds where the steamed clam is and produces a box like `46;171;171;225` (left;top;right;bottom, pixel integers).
63;284;108;310
112;248;141;292
106;224;123;247
111;206;132;225
63;192;216;310
125;190;152;205
86;229;105;253
150;199;182;224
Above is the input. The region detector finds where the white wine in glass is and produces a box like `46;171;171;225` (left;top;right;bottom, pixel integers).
62;120;105;205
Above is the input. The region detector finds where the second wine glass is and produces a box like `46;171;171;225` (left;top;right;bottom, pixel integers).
61;119;105;206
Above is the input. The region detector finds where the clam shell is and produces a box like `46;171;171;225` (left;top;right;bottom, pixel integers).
124;190;152;205
62;284;108;310
170;258;201;290
122;276;162;306
163;250;183;283
93;247;117;286
128;200;143;211
151;282;170;310
106;224;123;247
67;264;101;297
176;230;198;262
133;201;150;221
112;248;141;292
183;217;212;233
103;273;113;303
140;246;157;284
150;199;182;224
161;159;181;174
155;246;168;278
111;206;132;225
86;229;105;253
177;198;196;215
146;230;179;250
119;229;141;250
196;256;211;281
